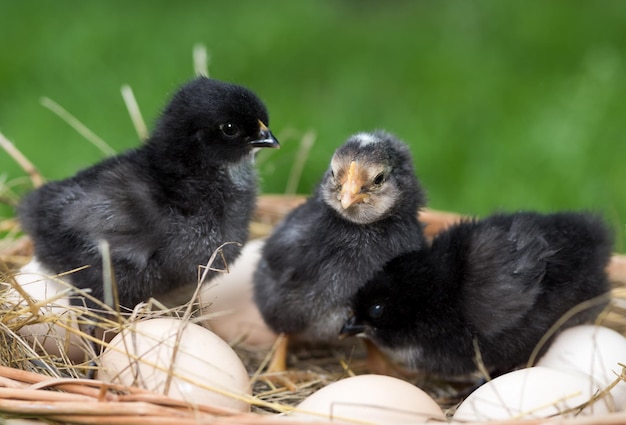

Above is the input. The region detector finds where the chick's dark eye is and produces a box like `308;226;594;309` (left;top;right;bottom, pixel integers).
373;173;385;185
219;123;240;137
368;304;384;319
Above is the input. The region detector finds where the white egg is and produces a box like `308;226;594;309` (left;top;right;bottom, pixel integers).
453;366;614;422
9;258;86;362
294;374;446;424
97;317;251;412
198;239;277;350
537;325;626;410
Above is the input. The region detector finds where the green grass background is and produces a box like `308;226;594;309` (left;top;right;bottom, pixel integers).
1;1;625;251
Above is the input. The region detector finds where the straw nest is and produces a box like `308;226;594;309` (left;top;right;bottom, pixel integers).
0;192;625;425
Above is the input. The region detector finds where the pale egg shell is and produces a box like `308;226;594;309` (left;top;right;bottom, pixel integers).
453;366;614;422
294;374;446;424
97;317;251;412
537;325;626;410
198;239;277;350
10;258;86;362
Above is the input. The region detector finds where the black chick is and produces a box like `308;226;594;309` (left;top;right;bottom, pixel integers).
18;76;279;311
342;211;613;377
253;131;427;370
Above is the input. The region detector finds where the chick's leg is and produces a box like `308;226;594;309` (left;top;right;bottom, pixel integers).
266;333;289;373
260;334;318;391
364;339;411;378
260;333;298;391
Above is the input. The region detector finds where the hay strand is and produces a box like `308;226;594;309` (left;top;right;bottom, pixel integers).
285;130;316;195
120;85;149;142
39;97;116;157
193;43;210;77
0;132;44;189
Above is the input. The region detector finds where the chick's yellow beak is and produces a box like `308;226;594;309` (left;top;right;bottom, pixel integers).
340;161;368;209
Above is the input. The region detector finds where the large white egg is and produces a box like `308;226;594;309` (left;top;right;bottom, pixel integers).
9;258;86;362
97;317;251;412
453;366;614;422
537;325;626;410
198;239;277;350
294;374;445;424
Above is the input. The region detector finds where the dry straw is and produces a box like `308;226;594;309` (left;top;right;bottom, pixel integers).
1;186;625;424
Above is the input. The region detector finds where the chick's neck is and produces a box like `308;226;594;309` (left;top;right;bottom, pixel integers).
143;143;254;213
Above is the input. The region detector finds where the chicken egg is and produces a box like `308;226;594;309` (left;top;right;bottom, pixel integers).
537;325;626;410
97;317;251;412
9;259;86;362
198;239;277;350
293;374;446;424
453;366;614;422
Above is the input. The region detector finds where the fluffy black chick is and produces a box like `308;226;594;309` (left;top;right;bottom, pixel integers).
18;76;279;311
342;211;613;377
253;131;427;358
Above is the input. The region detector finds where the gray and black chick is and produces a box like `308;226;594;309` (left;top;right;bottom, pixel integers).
18;76;279;311
342;211;613;377
253;131;427;370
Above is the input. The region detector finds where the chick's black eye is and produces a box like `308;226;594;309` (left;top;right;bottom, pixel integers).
368;304;384;319
374;173;385;185
219;123;239;137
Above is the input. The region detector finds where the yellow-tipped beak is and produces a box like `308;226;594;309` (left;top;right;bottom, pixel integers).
251;120;280;149
340;161;368;209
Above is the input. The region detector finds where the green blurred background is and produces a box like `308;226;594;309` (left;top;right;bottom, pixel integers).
1;1;625;251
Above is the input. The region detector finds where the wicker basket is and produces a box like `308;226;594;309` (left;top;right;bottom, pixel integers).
0;195;625;425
